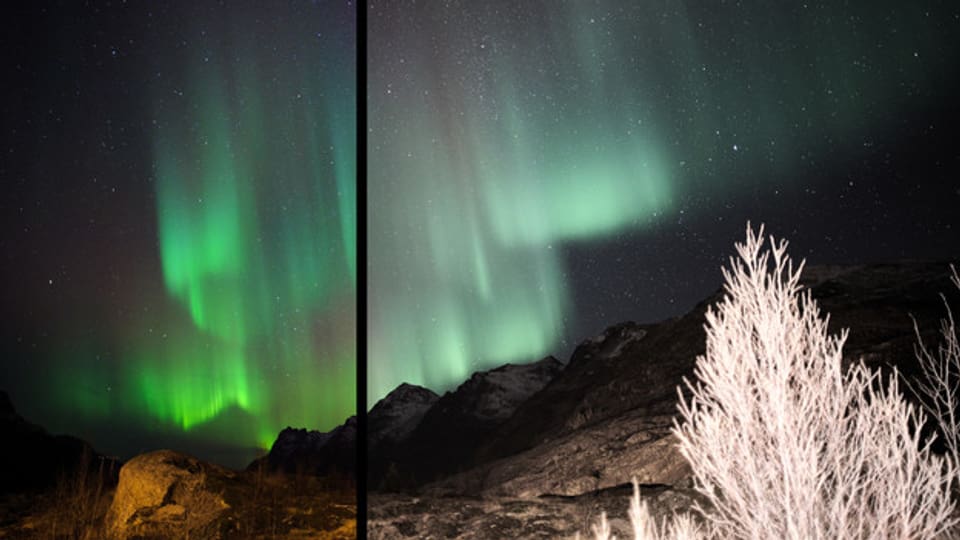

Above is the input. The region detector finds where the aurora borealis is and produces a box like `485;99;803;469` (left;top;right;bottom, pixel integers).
147;4;356;445
3;2;355;467
368;0;960;404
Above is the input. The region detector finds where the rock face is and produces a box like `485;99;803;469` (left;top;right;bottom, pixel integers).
368;383;439;450
430;411;690;498
106;450;235;539
0;390;120;494
251;416;357;479
477;317;710;474
367;383;439;488
372;356;563;488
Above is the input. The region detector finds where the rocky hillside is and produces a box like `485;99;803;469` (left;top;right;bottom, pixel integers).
368;383;439;451
369;260;960;537
249;416;357;481
0;390;120;495
369;356;562;489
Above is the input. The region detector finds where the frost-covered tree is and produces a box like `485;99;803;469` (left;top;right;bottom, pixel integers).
580;226;957;539
671;224;957;539
908;265;960;487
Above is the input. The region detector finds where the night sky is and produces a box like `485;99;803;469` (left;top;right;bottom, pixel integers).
2;2;355;468
3;0;960;466
368;0;960;405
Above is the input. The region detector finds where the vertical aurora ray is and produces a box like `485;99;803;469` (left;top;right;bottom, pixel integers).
369;0;959;405
369;2;676;404
130;4;356;453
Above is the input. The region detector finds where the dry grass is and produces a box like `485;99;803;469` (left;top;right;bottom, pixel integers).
0;453;354;540
10;449;118;539
230;461;356;539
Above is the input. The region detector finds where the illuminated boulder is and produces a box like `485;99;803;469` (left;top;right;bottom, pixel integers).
106;450;234;539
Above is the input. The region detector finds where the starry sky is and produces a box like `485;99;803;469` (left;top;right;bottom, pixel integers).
367;0;960;405
1;1;355;468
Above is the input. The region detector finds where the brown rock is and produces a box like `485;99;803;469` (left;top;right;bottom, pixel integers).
106;449;233;539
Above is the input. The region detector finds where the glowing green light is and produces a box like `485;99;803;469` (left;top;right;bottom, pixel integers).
368;0;957;406
50;5;356;463
145;36;356;449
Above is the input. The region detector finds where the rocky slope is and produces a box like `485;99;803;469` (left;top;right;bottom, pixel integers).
368;383;439;451
369;260;960;538
369;482;707;540
370;356;563;489
0;390;120;494
367;383;439;488
250;416;357;480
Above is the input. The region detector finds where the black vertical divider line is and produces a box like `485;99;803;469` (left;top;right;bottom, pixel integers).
355;0;369;536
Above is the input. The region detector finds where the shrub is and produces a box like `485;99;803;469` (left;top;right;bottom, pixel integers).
907;265;960;486
583;225;957;539
674;224;956;539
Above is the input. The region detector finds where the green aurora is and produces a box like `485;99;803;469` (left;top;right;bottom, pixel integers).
368;0;958;405
145;10;356;450
50;3;357;459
